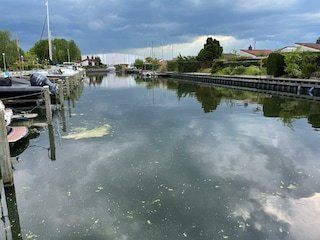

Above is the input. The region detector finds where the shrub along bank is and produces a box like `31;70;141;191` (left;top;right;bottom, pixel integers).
210;51;320;79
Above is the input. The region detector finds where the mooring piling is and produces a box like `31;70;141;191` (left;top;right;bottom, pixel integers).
58;79;64;107
0;100;14;186
43;86;53;125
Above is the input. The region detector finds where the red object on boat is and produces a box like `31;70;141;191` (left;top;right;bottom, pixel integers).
7;126;29;143
4;108;29;144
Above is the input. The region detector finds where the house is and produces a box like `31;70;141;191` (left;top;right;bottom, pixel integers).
294;42;320;52
278;46;297;52
279;38;320;53
78;56;96;67
239;45;273;58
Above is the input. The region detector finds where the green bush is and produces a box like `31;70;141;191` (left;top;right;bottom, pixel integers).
267;52;285;77
178;61;201;72
231;66;246;75
245;65;261;75
211;60;225;73
215;66;232;75
300;63;317;78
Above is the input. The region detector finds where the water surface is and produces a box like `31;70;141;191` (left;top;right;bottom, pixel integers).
2;73;320;240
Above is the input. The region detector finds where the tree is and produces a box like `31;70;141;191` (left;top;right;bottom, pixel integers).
94;56;102;66
284;49;302;78
30;38;81;64
266;52;285;77
68;40;81;62
0;30;25;70
197;37;223;62
300;52;320;78
29;39;49;63
134;59;144;69
167;60;178;72
143;57;160;70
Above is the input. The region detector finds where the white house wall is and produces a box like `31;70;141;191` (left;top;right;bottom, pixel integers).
82;53;144;66
279;46;297;52
294;45;320;52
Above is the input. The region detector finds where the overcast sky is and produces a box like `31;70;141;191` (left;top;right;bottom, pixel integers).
1;0;320;59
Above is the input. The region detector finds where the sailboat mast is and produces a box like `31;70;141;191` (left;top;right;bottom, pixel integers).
46;0;53;61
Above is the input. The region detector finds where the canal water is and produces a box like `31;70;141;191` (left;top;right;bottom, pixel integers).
1;73;320;240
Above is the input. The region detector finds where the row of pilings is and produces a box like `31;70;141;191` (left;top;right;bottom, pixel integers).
0;70;84;239
165;73;320;99
1;70;85;187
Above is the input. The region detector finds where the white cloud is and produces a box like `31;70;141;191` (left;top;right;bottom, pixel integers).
121;35;254;59
296;11;320;21
235;0;298;11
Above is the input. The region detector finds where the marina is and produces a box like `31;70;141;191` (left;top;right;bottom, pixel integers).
2;0;320;238
0;73;319;239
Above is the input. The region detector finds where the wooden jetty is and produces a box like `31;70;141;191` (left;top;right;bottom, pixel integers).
162;73;320;98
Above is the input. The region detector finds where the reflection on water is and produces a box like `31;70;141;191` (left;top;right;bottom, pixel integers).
1;73;320;239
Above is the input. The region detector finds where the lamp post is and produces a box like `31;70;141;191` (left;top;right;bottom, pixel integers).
2;52;6;72
21;56;24;73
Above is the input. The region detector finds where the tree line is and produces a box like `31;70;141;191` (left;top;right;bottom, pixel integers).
161;36;320;79
0;30;82;71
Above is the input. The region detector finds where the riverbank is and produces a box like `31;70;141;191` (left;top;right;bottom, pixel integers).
159;72;320;97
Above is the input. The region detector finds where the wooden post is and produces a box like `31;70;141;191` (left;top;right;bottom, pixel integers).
43;86;53;125
58;79;64;107
0;101;13;186
48;124;56;160
65;77;71;98
5;185;22;238
70;76;75;90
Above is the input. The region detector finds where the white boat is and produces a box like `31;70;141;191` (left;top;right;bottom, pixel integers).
140;70;157;78
31;65;78;78
106;65;116;72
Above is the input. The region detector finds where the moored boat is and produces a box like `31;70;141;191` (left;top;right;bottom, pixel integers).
4;108;29;145
106;65;116;73
7;125;29;144
0;74;58;106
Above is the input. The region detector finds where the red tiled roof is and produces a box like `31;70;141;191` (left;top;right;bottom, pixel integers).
240;49;273;57
80;58;96;63
295;43;320;51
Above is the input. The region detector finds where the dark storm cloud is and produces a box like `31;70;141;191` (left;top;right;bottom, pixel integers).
1;0;320;56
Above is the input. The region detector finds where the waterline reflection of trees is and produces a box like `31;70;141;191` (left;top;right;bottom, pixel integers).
141;78;320;130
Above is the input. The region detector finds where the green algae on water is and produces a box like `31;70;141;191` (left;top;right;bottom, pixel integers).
62;124;110;140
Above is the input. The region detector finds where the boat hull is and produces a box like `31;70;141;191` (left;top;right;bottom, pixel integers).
0;77;44;106
7;126;29;144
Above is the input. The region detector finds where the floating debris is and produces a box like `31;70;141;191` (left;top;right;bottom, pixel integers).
62;124;111;140
287;184;296;190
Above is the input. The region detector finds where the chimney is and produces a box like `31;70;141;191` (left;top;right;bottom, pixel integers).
248;45;253;50
317;37;320;44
